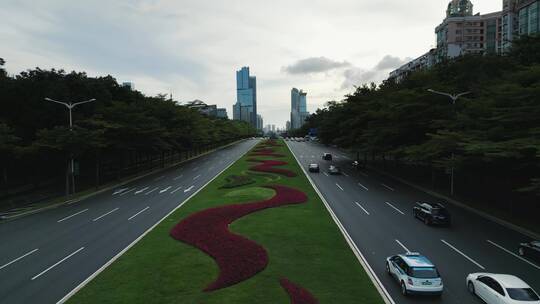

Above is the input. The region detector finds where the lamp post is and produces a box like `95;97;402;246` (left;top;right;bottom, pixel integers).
427;89;470;196
44;97;96;195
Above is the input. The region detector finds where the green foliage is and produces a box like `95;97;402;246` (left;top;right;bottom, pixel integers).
304;36;540;195
220;174;256;189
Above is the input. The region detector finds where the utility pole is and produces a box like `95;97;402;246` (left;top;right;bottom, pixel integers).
427;89;470;196
45;97;96;196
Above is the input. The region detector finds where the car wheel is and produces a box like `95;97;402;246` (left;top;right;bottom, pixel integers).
401;281;408;296
519;247;525;256
468;281;475;295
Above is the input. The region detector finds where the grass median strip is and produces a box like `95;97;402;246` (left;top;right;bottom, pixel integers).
68;139;384;304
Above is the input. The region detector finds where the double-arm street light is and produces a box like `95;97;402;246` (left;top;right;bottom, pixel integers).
44;97;96;196
427;89;471;196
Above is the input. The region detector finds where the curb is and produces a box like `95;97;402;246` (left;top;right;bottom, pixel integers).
57;139;257;303
1;139;246;223
285;141;394;304
368;166;540;241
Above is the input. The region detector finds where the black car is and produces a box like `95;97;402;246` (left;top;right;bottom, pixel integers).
308;163;320;173
322;153;332;161
413;202;451;226
519;241;540;261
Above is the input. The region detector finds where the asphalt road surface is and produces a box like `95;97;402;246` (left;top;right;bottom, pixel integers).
0;139;258;304
287;139;539;304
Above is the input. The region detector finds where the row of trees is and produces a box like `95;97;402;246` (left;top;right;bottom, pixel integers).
297;36;540;201
0;62;256;204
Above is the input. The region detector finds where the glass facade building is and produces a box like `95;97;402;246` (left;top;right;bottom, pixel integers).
290;88;309;130
233;67;258;128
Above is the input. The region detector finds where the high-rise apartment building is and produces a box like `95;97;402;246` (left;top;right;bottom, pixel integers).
290;88;309;130
257;114;263;131
390;0;540;81
233;67;257;128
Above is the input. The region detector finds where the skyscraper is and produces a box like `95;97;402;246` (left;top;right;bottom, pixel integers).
290;88;310;130
233;67;257;128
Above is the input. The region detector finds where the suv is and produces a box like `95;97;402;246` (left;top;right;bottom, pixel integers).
386;252;443;296
413;202;451;226
322;153;332;161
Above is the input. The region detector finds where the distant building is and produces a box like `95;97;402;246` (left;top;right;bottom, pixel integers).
257;114;263;130
122;82;135;90
290;88;310;130
389;0;540;82
233;67;257;128
286;121;291;131
217;108;228;119
185;99;218;117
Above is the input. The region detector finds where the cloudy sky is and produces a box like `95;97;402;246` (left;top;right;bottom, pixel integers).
1;0;500;128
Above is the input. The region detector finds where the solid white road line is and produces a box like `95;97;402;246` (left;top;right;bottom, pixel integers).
323;172;329;177
441;239;486;270
119;188;136;196
134;187;149;194
193;174;201;180
184;185;195;193
355;202;370;215
159;186;172;194
284;141;395;304
112;188;129;195
358;183;369;191
92;208;119;222
31;247;85;280
381;183;395;191
171;186;183;194
385;202;405;215
173;175;183;181
58;140;257;304
336;183;344;191
395;240;410;252
487;240;540;270
0;249;39;271
57;209;89;223
128;207;150;221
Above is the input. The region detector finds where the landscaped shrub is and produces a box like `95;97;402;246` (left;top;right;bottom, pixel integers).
169;185;308;292
280;278;319;304
220;175;256;189
248;159;297;177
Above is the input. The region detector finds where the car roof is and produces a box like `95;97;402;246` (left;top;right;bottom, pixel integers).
399;253;435;267
309;163;318;166
419;202;445;209
487;274;531;288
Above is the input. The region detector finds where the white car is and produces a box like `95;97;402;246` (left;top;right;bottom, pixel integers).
386;252;443;296
467;273;540;303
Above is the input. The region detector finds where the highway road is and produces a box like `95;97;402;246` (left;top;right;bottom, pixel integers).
0;139;258;304
287;140;540;304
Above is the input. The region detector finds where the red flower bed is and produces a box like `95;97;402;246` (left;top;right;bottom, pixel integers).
248;159;297;177
170;185;308;292
280;278;319;304
250;151;285;158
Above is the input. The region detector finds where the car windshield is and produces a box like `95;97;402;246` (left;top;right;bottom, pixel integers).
507;288;540;301
409;267;439;278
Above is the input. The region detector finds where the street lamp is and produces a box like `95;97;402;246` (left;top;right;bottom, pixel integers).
44;97;96;195
427;89;470;196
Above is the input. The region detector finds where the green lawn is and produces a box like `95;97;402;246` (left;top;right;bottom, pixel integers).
68;140;384;304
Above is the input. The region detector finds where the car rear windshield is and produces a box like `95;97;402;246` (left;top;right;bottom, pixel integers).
507;288;540;301
409;267;439;278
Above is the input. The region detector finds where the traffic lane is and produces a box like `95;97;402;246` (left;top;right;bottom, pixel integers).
0;139;259;303
288;142;496;303
292;142;540;297
0;140;256;256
